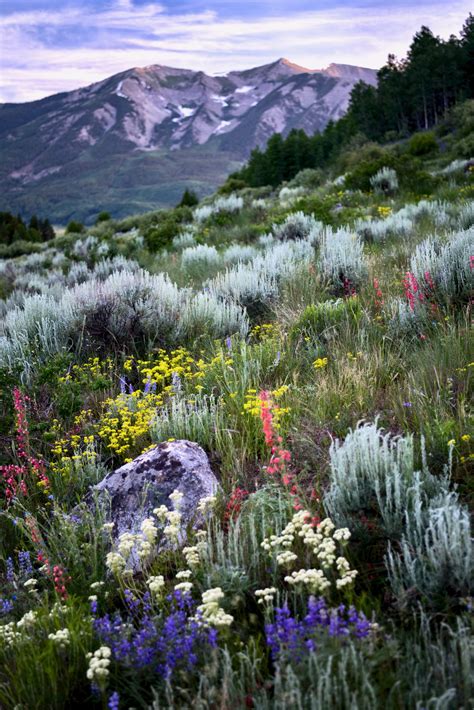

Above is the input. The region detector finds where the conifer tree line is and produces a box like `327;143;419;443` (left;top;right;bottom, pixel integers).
0;212;55;245
234;14;474;188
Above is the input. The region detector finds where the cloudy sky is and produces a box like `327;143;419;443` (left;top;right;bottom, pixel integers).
0;0;471;103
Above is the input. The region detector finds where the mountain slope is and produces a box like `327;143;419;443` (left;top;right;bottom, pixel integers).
0;59;377;222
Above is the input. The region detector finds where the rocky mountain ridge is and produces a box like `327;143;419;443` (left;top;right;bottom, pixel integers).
0;58;377;221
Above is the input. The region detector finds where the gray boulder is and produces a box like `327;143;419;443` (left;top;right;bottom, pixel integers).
93;439;219;542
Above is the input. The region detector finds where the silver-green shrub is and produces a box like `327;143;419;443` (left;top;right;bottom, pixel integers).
181;244;222;279
324;422;447;537
319;228;367;289
150;394;223;450
370;167;399;195
272;211;322;243
222;244;258;264
454;200;474;230
386;297;429;340
278;186;305;207
0;268;248;378
355;213;413;242
194;195;243;222
386;492;472;602
409;228;474;304
172;229;196;250
179;291;248;340
207;240;314;314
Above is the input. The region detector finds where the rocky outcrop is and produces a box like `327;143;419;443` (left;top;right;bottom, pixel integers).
93;440;219;541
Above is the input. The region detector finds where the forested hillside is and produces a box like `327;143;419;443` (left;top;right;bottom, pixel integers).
233;14;474;188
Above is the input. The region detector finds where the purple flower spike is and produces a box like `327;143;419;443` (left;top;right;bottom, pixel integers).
266;596;373;661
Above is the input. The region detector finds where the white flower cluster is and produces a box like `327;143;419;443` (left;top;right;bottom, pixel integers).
48;628;70;649
86;646;112;683
182;545;200;566
161;489;184;544
117;532;137;558
276;550;298;567
195;587;234;628
196;495;217;515
139;517;158;559
105;551;126;576
261;510;357;594
175;581;193;593
48;601;68;618
147;575;165;599
17;609;38;629
23;578;38;594
285;568;330;593
183;529;208;567
105;490;185;576
255;587;277;605
90;581;105;591
336;558;358;589
0;622;21;647
174;568;194;593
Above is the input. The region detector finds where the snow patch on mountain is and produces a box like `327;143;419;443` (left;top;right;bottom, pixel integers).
235;85;255;94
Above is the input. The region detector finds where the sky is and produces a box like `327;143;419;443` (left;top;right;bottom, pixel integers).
0;0;471;103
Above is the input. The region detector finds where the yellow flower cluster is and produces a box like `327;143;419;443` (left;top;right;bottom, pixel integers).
126;347;225;389
242;385;290;429
313;357;328;369
453;433;474;464
49;412;98;478
346;351;363;362
99;348;229;461
377;206;392;218
57;357;114;384
98;390;165;461
250;323;279;341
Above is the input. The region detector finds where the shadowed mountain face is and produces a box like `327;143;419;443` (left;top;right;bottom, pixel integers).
0;58;377;222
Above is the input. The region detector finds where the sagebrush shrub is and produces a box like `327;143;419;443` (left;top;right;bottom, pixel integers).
319;228;367;291
409;228;474;305
324;421;448;537
370;167;399;195
387;492;472;604
273;211;322;242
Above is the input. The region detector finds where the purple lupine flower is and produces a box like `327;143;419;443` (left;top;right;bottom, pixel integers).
92;589;216;682
0;597;15;615
108;692;120;710
225;336;232;352
5;557;14;583
18;551;33;577
171;372;182;393
273;351;281;366
124;589;141;616
119;376;127;394
266;596;373;662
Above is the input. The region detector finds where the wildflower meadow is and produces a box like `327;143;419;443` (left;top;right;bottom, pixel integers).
0;100;473;708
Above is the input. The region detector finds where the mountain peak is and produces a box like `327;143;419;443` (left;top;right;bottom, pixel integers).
276;57;313;73
320;62;377;83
